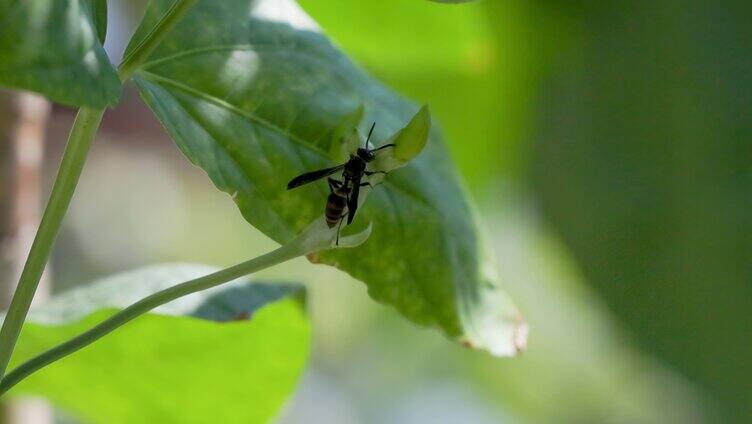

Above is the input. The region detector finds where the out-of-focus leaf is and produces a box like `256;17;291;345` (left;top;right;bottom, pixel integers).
0;0;121;107
7;264;310;424
533;0;752;420
130;0;525;356
299;0;543;186
84;0;108;43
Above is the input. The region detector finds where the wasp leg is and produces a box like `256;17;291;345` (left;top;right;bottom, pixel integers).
328;177;343;191
335;213;348;245
360;182;383;189
363;171;388;189
336;184;356;246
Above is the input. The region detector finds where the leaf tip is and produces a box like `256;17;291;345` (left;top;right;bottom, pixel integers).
393;105;432;162
333;222;373;248
291;218;373;256
458;273;528;357
513;318;529;354
460;312;528;357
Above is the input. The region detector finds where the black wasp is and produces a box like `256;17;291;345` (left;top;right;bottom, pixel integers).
287;123;394;243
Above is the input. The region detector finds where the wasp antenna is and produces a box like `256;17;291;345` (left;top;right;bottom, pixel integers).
366;122;376;149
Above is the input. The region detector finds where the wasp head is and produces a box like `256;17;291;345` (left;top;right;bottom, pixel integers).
356;147;375;162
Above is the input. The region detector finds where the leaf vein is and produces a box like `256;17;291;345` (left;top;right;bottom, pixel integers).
137;70;429;206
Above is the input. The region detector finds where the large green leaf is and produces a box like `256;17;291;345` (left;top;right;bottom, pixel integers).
7;264;309;423
0;0;121;107
129;0;525;355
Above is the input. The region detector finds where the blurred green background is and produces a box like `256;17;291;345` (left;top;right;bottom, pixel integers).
30;0;752;422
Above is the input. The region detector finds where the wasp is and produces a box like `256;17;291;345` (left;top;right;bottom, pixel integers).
287;123;394;243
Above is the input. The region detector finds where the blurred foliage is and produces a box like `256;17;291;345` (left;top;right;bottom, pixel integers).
533;0;752;421
85;0;108;43
9;265;310;423
294;200;706;423
0;0;121;107
428;0;478;4
298;0;548;187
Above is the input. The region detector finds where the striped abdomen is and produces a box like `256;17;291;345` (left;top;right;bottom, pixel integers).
325;192;347;228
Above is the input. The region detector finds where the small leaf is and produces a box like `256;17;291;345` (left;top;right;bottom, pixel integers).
84;0;108;44
287;215;373;253
6;264;309;424
132;0;525;355
391;104;431;162
0;0;121;107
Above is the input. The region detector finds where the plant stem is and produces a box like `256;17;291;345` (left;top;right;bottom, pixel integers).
0;0;199;384
0;108;104;381
0;243;303;395
118;0;199;81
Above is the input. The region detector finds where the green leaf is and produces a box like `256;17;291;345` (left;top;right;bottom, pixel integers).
83;0;108;43
131;0;525;355
391;104;431;162
329;104;364;163
0;0;121;107
7;264;310;423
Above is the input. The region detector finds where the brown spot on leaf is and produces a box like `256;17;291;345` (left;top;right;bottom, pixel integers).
232;312;252;321
513;314;529;354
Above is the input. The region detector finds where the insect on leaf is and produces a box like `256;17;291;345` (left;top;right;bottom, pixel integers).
130;0;526;356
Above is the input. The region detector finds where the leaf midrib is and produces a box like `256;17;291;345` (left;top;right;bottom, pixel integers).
138;70;319;154
141;44;269;69
136;69;433;208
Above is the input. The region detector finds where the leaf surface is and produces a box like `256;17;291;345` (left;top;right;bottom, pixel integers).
84;0;108;43
0;0;120;107
7;264;309;424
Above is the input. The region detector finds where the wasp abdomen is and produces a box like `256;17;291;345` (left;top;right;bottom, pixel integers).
325;193;347;228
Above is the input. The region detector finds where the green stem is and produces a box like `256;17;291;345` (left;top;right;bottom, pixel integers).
0;243;303;395
0;0;198;384
0;108;104;381
117;0;199;81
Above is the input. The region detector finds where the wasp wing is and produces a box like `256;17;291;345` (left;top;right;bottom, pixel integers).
287;164;344;189
347;180;361;224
